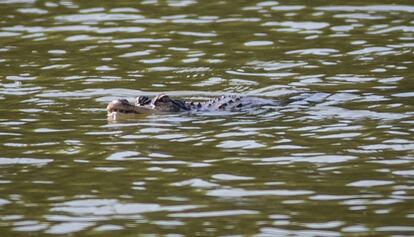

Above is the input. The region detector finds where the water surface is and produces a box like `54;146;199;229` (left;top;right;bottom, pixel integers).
0;0;413;236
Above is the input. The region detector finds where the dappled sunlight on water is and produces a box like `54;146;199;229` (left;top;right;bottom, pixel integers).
0;0;414;236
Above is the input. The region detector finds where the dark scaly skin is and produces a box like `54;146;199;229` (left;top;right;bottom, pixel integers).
184;95;246;111
107;94;269;117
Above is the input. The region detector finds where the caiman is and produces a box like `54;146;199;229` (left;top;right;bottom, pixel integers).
106;93;329;119
107;94;277;119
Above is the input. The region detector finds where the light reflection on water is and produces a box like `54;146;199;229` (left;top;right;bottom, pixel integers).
0;0;414;236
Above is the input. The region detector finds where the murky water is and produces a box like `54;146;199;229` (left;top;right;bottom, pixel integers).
1;0;414;236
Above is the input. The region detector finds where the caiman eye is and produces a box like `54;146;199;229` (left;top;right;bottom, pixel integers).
137;96;150;105
154;95;170;104
159;95;170;102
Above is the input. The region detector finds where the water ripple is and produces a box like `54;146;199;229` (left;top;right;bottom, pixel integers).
0;157;53;165
207;188;314;197
316;5;414;13
51;199;201;216
170;210;258;218
55;13;144;22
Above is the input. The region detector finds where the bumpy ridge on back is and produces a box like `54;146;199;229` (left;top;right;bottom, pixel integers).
185;95;245;111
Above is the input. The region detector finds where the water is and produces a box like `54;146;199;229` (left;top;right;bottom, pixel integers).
0;0;413;236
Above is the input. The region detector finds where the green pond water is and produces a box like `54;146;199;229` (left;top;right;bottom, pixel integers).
0;0;414;236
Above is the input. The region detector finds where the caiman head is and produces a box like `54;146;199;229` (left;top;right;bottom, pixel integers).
107;94;189;118
137;94;189;112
